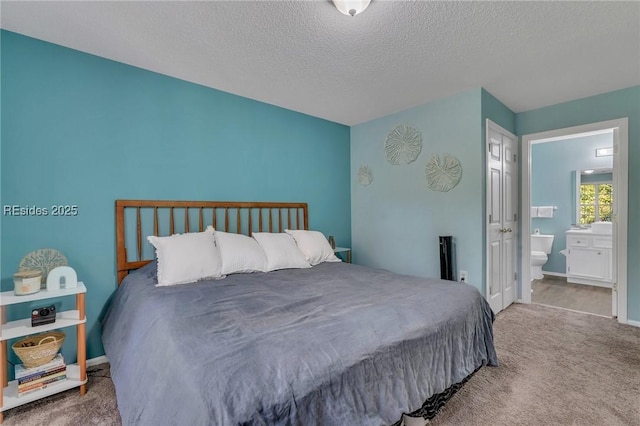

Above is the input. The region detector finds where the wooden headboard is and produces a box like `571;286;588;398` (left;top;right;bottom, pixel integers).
115;200;308;285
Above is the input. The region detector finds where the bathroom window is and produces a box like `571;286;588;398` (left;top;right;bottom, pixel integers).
579;183;612;224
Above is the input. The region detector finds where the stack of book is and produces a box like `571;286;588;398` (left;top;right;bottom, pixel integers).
15;354;67;396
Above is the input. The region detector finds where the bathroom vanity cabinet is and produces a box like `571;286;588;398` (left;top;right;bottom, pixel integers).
565;230;612;287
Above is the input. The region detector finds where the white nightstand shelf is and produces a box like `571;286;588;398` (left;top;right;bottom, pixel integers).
1;283;86;306
1;311;86;341
334;247;351;263
0;283;87;422
1;364;87;411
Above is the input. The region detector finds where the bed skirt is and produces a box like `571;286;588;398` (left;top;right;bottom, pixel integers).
392;365;482;426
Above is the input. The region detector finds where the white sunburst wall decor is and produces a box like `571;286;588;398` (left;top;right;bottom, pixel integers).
384;124;422;165
425;154;463;192
357;165;373;186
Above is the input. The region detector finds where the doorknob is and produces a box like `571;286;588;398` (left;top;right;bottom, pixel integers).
506;228;512;233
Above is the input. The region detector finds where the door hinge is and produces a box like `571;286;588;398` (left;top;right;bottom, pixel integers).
613;282;618;290
514;272;517;280
568;266;571;272
489;214;492;223
514;213;517;222
513;154;517;162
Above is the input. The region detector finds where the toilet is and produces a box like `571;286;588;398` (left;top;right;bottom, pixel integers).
531;233;554;280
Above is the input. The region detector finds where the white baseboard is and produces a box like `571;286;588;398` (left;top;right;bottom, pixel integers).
542;271;566;278
627;319;640;328
87;355;109;367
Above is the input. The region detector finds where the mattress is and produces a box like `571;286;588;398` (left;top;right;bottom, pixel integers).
102;261;497;425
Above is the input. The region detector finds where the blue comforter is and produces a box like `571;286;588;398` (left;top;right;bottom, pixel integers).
102;261;497;425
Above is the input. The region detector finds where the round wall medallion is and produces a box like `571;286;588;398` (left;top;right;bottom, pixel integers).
385;125;422;165
357;165;373;186
425;154;463;192
19;249;68;284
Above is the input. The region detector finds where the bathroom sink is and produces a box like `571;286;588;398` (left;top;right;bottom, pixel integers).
591;221;612;234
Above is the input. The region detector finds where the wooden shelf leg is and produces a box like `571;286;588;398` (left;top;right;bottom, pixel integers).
77;293;87;396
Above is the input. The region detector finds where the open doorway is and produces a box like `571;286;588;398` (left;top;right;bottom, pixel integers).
530;132;613;316
521;119;628;324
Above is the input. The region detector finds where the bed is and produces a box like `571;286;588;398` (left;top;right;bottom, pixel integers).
102;200;498;425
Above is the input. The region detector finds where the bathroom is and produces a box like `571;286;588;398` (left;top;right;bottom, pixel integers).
530;130;614;316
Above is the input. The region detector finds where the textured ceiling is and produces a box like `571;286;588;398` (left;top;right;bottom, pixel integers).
2;1;639;125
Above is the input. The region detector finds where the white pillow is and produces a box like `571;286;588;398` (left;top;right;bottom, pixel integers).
252;232;311;272
215;231;267;274
285;229;341;266
147;226;222;286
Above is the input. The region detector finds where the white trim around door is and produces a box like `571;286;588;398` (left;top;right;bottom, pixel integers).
521;118;628;324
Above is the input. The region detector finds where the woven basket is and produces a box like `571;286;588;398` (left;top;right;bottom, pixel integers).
12;331;65;369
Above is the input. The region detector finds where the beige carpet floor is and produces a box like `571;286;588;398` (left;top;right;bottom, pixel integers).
3;304;639;425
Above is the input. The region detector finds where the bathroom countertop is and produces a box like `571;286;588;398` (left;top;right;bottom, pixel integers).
565;229;613;236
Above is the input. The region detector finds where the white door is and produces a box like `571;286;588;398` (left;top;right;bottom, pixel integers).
486;121;517;314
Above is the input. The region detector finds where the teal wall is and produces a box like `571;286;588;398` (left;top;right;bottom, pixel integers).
350;88;514;295
351;89;485;291
517;85;640;321
531;134;613;274
481;89;516;135
1;31;351;362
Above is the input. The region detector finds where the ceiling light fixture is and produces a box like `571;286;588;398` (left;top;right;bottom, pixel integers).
583;170;595;174
332;0;371;17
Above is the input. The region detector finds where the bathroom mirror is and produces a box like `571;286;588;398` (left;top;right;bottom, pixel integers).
572;168;613;224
